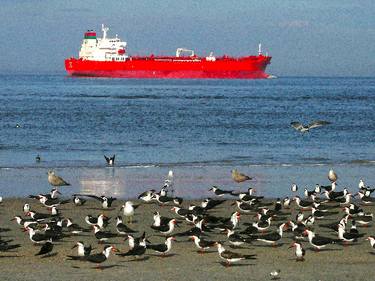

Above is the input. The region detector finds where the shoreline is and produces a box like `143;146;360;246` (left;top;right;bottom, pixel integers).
1;192;375;280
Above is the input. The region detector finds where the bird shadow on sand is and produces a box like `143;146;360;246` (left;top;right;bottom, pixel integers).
309;247;341;252
368;252;375;255
252;243;284;248
90;264;125;270
40;252;58;258
0;255;22;258
216;262;255;268
148;253;179;258
191;250;216;254
120;256;151;262
84;207;116;211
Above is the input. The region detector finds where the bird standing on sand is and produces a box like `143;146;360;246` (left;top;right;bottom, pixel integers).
270;269;281;280
35;239;54;257
47;170;70;187
121;201;140;224
289;242;305;261
290;120;331;133
328;169;338;183
104;155;115;166
231;169;253;183
215;242;256;266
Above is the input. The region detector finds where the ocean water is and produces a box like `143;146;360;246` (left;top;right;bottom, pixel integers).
0;75;374;199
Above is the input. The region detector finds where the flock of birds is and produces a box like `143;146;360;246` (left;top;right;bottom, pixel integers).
1;157;375;279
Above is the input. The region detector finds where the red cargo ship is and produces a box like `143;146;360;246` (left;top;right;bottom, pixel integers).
65;25;272;79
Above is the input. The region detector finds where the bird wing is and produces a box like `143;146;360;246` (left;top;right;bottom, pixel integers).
221;250;243;259
308;120;331;129
290;122;304;131
104;155;110;164
74;194;102;201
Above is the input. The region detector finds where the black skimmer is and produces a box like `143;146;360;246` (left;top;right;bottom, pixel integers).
171;206;193;218
201;198;226;210
152;211;173;227
365;236;375;251
26;227;53;244
311;207;338;219
83;245;118;269
23;203;31;214
349;220;359;235
115;216;137;235
120;201;140;224
147;236;176;256
304;188;316;198
138;189;156;203
293;196;313;210
212;212;241;231
76;194;117;209
11;216;37;230
303;229;338;251
290;120;330;133
226;229;253;247
104;154;115;166
35;239;54;257
189;235;216;253
252;222;287;246
296;212;304;223
354;214;373;227
65;218;90;234
289;241;305;261
47;170;70;187
27;210;53;222
328;169;338;182
215;242;256;266
359;179;366;190
251;217;272;233
287;220;306;240
234;200;253;213
85;214;110;229
69;241;93;257
125;232;147;250
231;169;253;183
93;225;118;243
283;197;291;208
321;182;337;192
38;195;70;209
72;195;86;206
291;183;298;192
151;219;177;236
338;223;364;244
209;186;234;197
36;154;41;162
357;191;375;204
152;193;176;205
117;239;147;258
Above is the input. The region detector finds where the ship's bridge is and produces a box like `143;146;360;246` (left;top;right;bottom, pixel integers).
79;24;128;61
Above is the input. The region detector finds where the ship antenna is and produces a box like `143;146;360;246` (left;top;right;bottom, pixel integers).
102;24;109;40
258;43;262;55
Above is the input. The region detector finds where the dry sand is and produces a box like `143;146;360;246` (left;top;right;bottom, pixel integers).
1;197;375;281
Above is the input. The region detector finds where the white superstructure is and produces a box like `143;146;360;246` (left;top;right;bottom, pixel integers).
79;24;128;61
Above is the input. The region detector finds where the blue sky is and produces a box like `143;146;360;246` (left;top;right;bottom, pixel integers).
0;0;374;76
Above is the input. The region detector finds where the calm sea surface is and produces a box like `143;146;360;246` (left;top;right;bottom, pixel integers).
0;75;374;198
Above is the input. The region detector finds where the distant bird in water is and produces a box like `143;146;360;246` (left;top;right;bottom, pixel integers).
231;169;253;183
290;120;331;133
104;154;115;166
35;155;41;163
35;239;54;257
291;183;298;192
47;170;70;187
328;169;338;183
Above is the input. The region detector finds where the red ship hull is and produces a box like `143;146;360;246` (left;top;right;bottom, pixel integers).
65;55;271;79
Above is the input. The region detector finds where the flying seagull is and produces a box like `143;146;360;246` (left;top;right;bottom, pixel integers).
290;120;331;133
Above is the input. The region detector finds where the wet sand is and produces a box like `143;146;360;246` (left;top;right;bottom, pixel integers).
1;197;375;281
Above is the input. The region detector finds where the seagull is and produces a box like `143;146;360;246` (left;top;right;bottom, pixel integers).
47;170;70;187
104;154;115;166
120;201;140;224
290;120;331;133
328;169;338;182
231;169;253;183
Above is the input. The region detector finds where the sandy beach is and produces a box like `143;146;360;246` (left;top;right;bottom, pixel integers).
1;194;375;281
